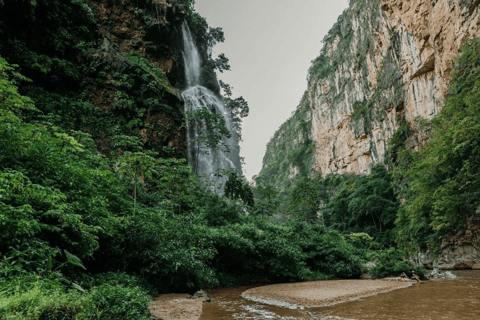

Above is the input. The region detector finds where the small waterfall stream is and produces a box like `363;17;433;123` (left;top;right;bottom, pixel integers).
181;22;242;190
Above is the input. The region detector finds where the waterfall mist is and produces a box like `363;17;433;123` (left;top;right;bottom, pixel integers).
181;22;242;191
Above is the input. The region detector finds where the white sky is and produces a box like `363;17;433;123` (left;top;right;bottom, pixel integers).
194;0;350;180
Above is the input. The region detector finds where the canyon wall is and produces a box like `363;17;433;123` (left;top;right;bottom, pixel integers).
257;0;480;188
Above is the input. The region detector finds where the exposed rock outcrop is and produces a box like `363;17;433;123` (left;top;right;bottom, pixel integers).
0;0;189;158
258;0;480;186
413;221;480;270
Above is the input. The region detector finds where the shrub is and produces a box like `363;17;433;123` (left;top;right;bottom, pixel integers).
0;285;85;320
89;284;151;320
0;275;152;320
367;248;426;279
286;221;363;279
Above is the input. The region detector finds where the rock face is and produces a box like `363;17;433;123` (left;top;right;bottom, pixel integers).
0;0;190;158
257;0;480;187
381;0;480;124
87;0;188;157
413;221;480;270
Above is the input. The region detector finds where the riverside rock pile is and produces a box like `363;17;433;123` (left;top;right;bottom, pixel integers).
427;269;457;280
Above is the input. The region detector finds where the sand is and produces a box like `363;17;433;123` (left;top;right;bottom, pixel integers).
242;279;415;309
148;279;416;319
148;294;205;320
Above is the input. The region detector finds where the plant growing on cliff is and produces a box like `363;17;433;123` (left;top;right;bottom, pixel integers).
459;0;474;7
219;80;249;139
185;109;232;173
395;39;480;252
0;57;37;116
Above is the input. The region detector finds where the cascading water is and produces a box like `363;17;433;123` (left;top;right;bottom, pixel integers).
181;22;242;190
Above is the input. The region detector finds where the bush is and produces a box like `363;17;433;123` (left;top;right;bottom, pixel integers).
89;284;151;320
0;275;152;320
366;248;426;279
94;209;218;292
0;284;85;320
81;272;157;296
286;221;363;279
207;219;364;282
207;220;308;281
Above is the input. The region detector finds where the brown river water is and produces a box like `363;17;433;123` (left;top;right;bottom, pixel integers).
200;271;480;320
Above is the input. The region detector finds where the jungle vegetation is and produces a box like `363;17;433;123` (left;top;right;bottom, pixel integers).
1;0;479;318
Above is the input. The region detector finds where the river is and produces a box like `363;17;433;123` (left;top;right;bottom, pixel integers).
200;270;480;319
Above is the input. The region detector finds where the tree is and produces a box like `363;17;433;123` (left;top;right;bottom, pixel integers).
154;158;197;214
118;151;157;214
290;178;319;222
185;109;231;173
316;166;398;246
219;80;249;139
224;170;254;207
254;184;280;219
213;53;230;73
0;56;37;116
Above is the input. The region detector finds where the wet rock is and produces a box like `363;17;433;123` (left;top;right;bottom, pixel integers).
427;269;457;280
189;290;208;299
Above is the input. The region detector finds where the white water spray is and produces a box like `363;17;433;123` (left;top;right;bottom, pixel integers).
181;22;242;189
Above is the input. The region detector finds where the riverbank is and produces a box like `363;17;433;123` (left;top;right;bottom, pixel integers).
149;270;480;319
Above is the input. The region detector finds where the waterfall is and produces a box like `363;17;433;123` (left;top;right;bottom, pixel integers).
181;22;242;190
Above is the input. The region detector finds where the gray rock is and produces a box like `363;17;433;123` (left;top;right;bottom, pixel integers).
427;269;457;280
412;221;480;270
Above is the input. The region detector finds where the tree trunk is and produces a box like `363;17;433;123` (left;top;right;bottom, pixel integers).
134;183;137;214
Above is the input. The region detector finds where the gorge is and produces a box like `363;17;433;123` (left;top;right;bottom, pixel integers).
257;0;480;185
1;0;480;318
254;0;480;270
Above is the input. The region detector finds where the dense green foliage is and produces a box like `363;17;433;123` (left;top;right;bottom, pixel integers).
3;0;479;317
319;165;398;246
260;165;398;247
0;273;152;319
0;55;367;318
394;39;480;252
256;38;480;271
0;0;187;159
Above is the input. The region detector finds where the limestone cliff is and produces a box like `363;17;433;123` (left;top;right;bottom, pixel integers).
257;0;480;188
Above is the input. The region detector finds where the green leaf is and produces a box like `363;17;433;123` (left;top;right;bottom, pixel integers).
72;282;86;292
64;250;86;270
46;255;53;272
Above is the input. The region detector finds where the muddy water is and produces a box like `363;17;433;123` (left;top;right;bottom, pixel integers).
200;271;480;320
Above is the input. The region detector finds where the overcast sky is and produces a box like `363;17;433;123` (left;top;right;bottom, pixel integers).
194;0;350;180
